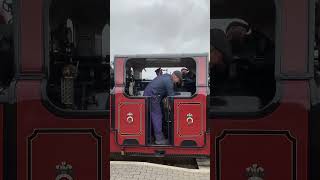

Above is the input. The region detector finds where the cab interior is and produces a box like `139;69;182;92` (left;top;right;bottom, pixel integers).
125;57;197;145
0;0;14;95
211;0;276;113
125;58;197;97
46;0;110;111
314;0;320;86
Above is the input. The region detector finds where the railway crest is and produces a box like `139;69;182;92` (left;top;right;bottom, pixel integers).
126;112;134;124
186;113;194;125
246;164;264;180
55;161;74;180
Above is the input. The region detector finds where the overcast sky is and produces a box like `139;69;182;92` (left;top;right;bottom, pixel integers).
110;0;210;68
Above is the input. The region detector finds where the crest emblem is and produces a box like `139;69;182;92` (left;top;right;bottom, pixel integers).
246;164;264;180
55;161;73;180
126;112;134;124
186;113;194;125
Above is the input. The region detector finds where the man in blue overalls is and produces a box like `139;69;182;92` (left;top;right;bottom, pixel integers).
143;71;182;145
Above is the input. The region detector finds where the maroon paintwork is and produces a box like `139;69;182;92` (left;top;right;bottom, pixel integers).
218;133;294;179
10;0;311;179
211;82;309;180
281;0;309;75
20;0;43;73
210;0;310;179
16;1;109;180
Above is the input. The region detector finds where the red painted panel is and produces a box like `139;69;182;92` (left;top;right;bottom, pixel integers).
20;0;43;73
176;103;202;136
118;102;144;135
114;58;125;86
174;93;206;147
115;93;145;145
195;56;208;86
31;133;99;180
218;134;293;180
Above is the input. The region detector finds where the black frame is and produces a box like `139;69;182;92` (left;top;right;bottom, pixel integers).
41;0;110;118
2;0;19;180
0;0;19;104
208;0;283;118
309;0;318;179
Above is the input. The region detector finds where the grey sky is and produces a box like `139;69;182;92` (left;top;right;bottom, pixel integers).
110;0;210;66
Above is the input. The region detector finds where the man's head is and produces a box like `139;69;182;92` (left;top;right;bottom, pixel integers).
172;70;182;84
181;68;189;76
155;68;163;76
226;21;250;42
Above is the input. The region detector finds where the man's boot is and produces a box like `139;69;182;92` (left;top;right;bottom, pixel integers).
155;139;169;145
155;133;169;145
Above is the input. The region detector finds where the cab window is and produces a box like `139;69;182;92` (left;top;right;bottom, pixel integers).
0;0;14;92
45;0;110;111
210;0;277;114
124;58;197;97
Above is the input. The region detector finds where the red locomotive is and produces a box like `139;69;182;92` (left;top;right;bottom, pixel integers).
0;0;318;180
110;54;210;157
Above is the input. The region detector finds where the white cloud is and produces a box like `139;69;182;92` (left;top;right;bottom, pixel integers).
110;0;210;62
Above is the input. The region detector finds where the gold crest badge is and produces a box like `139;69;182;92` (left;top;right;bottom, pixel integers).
55;161;73;180
246;164;264;180
186;113;194;125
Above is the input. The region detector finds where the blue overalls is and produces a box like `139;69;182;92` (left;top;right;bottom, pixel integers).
143;74;175;141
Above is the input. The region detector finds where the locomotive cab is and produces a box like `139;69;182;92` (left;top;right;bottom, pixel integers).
110;54;209;155
124;59;197;98
45;0;110;111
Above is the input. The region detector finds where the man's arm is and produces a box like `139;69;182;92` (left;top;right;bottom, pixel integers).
163;79;175;112
164;79;175;97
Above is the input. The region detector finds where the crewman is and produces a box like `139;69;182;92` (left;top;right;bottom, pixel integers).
225;21;275;103
225;21;250;56
181;67;195;81
226;21;274;58
143;71;182;145
155;68;163;76
181;67;196;94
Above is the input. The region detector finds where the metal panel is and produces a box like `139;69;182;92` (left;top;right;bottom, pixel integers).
118;102;143;135
115;93;146;145
176;103;203;137
215;131;295;180
174;94;206;147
